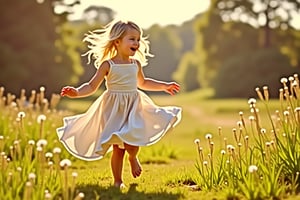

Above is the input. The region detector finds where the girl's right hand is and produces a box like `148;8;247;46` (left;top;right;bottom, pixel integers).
60;86;78;98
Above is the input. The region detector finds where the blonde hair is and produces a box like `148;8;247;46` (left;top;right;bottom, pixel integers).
83;19;153;68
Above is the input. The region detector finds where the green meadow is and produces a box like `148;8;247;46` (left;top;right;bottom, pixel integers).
1;84;300;199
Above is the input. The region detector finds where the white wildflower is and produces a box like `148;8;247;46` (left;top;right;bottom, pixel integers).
248;165;258;173
37;114;47;123
205;133;212;140
60;159;72;168
17;111;26;118
37;139;48;147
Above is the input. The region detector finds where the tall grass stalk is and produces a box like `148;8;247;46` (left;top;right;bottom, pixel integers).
0;86;83;199
194;74;300;199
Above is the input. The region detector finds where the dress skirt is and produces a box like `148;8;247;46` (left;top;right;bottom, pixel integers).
57;89;181;161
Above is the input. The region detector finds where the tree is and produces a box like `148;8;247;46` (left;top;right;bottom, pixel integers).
0;0;82;97
144;25;182;82
217;0;300;48
213;48;300;98
173;52;201;91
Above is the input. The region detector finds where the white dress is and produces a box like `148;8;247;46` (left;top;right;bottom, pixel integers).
57;59;182;161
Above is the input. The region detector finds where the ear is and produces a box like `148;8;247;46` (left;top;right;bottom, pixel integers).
114;39;120;46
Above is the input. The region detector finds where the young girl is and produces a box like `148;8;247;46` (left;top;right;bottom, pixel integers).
57;19;182;188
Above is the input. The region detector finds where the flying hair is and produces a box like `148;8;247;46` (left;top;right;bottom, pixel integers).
83;19;153;68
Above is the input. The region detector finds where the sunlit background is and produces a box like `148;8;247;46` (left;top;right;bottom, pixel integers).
1;0;300;98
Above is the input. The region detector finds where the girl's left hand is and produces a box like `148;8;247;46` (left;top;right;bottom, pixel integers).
164;82;180;95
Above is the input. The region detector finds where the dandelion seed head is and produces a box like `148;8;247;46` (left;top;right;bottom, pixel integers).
249;116;255;121
238;143;242;147
17;111;26;118
11;102;17;108
248;98;256;105
221;150;226;155
45;193;52;199
289;76;294;82
48;161;54;166
245;135;249;140
78;193;85;198
60;159;72;167
26;181;32;187
53;147;61;154
203;161;208;165
236;121;243;127
205;133;212;140
0;135;3;140
280;77;288;84
40;86;45;92
248;165;258;173
194;139;200;145
37;114;47;123
283;133;286;137
37;139;48;147
284;111;290;116
295;107;300;112
226;160;230;164
28;172;36;180
45;152;53;158
28;140;35;145
72;172;78;177
265;142;271;147
260;128;266;134
292;80;298;87
36;146;43;152
239;111;243;116
270;140;275;145
13;140;19;145
226;144;234;150
17;167;22;172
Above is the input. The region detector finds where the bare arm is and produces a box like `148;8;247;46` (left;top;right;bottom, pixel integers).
137;61;180;95
60;61;110;98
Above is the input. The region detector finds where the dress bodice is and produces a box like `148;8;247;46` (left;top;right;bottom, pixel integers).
105;60;138;91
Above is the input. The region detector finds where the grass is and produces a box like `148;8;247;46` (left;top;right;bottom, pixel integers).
1;84;300;199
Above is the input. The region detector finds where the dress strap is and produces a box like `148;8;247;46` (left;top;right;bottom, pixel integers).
107;59;114;66
132;59;137;65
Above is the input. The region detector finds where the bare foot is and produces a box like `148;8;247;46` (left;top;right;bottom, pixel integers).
129;157;142;178
114;182;126;189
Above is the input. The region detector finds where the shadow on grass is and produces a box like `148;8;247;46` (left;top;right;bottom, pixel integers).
77;183;184;200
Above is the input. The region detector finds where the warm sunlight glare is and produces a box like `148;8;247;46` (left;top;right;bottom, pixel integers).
69;0;211;28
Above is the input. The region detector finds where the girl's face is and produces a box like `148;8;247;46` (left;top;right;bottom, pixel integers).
116;28;140;57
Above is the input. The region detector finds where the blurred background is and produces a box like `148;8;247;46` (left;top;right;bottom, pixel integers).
1;0;300;99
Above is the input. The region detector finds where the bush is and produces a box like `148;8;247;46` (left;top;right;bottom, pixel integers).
213;48;300;98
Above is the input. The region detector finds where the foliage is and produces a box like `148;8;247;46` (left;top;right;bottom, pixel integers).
213;48;300;98
192;0;300;93
0;86;84;199
173;52;201;92
144;25;182;82
194;73;300;199
0;0;83;97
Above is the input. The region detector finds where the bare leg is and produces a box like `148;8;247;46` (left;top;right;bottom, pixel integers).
124;143;142;178
111;145;125;187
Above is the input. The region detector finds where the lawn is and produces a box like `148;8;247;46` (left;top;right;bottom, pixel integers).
1;87;300;199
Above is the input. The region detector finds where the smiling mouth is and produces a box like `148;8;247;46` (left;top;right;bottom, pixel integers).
130;47;137;51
